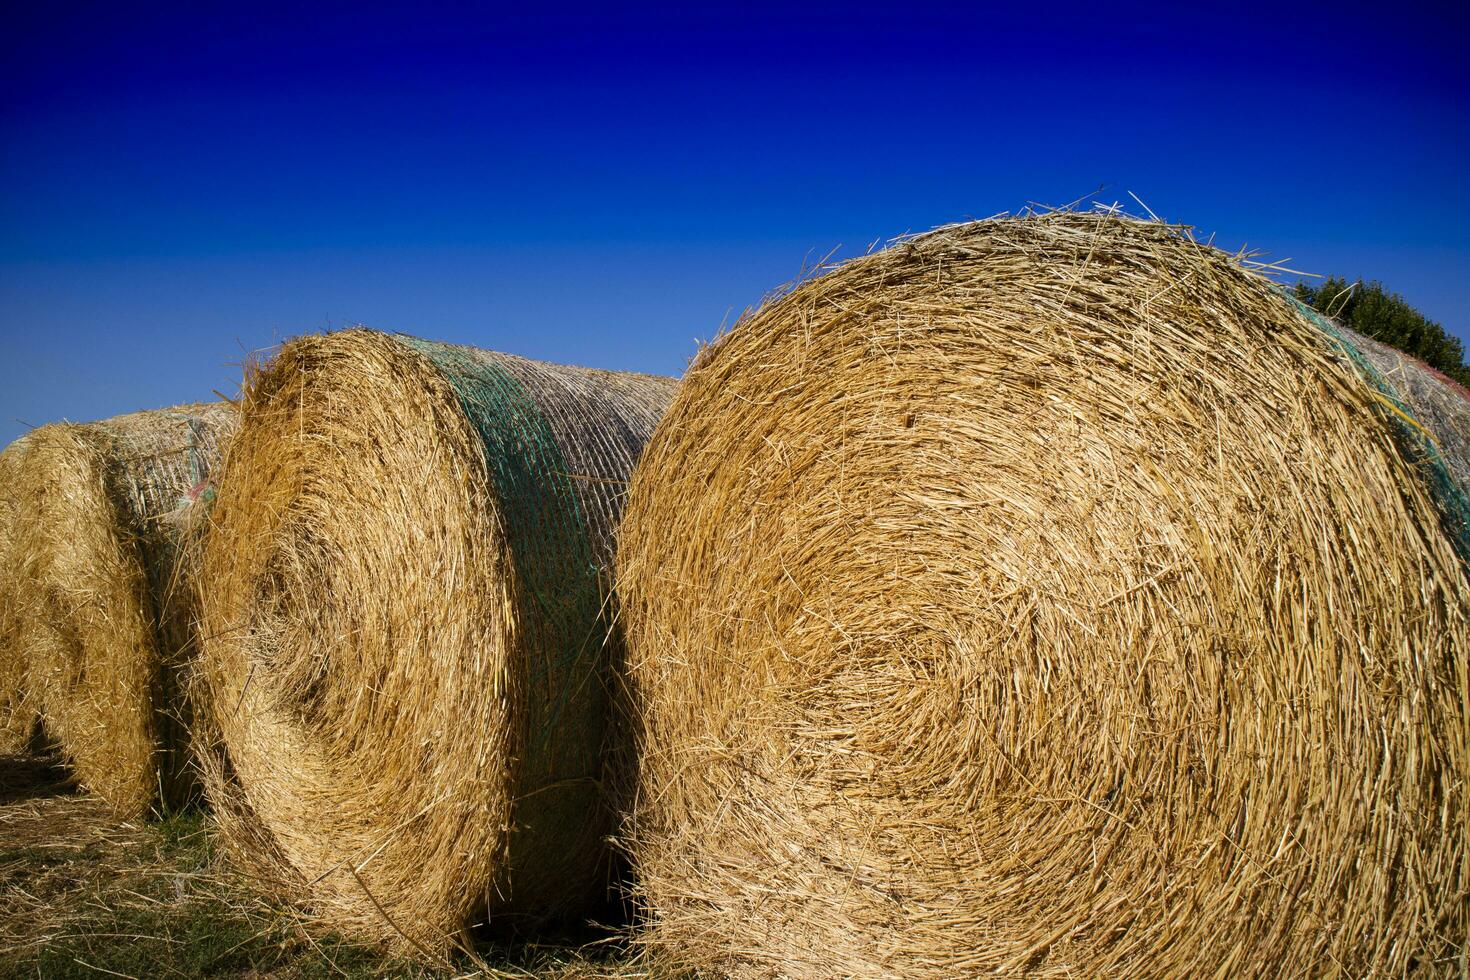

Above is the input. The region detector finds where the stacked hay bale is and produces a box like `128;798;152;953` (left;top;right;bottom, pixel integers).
0;434;38;754
15;404;236;816
616;213;1470;977
192;329;676;956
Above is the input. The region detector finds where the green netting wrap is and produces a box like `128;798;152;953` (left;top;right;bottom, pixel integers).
1288;295;1470;562
394;337;603;752
395;335;642;916
163;412;223;507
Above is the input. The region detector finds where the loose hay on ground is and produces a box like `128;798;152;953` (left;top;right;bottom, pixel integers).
0;748;429;979
193;329;676;957
616;212;1470;977
0;746;683;978
14;404;236;818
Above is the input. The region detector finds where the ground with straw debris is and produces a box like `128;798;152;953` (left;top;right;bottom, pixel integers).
0;751;646;979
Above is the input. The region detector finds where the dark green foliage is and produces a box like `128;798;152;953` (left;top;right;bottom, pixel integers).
1293;277;1470;386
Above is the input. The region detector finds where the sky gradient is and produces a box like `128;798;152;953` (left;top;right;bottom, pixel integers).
3;2;1467;445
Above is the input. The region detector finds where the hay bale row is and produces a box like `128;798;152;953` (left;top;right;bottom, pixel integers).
12;404;236;817
614;213;1470;977
191;329;677;955
2;217;1465;974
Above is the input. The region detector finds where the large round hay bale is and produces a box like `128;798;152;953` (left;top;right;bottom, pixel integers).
193;329;677;955
0;434;39;754
15;404;236;817
617;213;1470;977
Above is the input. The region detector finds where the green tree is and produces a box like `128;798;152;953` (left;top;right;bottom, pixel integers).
1293;277;1470;386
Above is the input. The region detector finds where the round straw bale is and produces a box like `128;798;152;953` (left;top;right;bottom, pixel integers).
193;329;676;955
0;434;39;753
16;404;236;816
616;213;1470;977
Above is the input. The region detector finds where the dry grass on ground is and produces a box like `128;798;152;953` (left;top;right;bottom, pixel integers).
0;751;654;979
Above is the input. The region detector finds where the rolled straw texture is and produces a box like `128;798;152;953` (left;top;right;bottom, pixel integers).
193;329;676;955
15;404;236;816
617;213;1470;978
0;434;38;753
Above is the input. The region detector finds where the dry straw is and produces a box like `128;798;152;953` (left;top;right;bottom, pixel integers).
616;212;1470;977
14;404;236;818
192;329;676;957
0;434;38;753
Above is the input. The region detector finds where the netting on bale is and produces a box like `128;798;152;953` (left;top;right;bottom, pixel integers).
192;329;676;956
14;404;236;818
1338;327;1470;481
616;213;1470;978
0;434;38;754
1324;319;1470;551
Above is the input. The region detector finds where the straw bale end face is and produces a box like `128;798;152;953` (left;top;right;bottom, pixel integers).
617;214;1470;977
195;329;676;956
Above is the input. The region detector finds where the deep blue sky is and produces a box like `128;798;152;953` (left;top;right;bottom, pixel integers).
2;2;1467;445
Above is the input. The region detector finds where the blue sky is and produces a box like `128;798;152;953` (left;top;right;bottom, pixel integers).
2;2;1466;445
